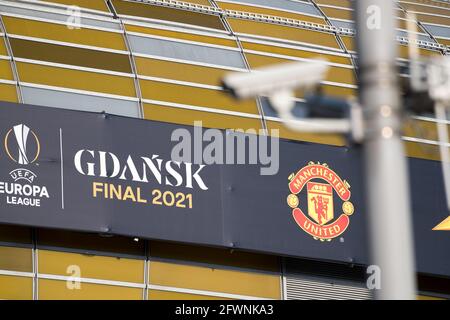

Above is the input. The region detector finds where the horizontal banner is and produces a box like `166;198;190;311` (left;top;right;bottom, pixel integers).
0;101;449;277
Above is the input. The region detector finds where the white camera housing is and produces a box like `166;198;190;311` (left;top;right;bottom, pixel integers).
222;59;329;99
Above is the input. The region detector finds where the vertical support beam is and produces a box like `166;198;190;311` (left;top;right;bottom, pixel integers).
354;0;417;300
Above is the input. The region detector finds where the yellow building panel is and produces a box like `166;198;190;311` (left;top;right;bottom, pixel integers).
217;1;326;24
149;241;280;273
320;7;353;20
42;0;110;11
341;35;355;52
140;79;260;114
242;41;352;65
112;0;226;30
182;0;213;6
266;120;345;146
0;37;8;56
319;84;356;98
398;44;442;59
17;62;136;97
417;295;445;300
412;13;450;26
0;246;33;272
143;103;262;131
403;118;450;161
10;38;132;73
0;83;18;102
0;59;14;80
245;53;355;85
38;279;142;300
135;57;232;86
341;35;441;60
0;275;33;300
125;24;238;48
2;16;127;51
404;141;440;161
228;19;340;49
436;38;450;47
315;0;351;8
149;261;281;299
148;290;232;300
38;249;145;283
400;2;450;17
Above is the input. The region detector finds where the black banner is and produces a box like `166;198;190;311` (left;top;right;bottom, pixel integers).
0;101;449;277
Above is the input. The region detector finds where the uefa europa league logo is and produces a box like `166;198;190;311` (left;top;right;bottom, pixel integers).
4;124;40;165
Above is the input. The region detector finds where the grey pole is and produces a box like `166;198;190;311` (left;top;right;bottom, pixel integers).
354;0;417;299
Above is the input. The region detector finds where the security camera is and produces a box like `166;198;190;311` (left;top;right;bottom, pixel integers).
222;59;329;100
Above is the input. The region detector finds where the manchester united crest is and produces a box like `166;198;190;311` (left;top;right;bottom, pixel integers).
287;161;354;241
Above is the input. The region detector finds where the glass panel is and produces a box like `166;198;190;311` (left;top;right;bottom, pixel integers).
21;86;140;117
128;34;246;68
0;246;33;272
397;30;435;43
41;0;110;12
139;79;259;114
143;103;262;131
2;16;126;50
38;249;144;283
216;1;325;24
329;19;354;29
112;0;226;30
17;61;136;97
241;41;352;64
260;97;308;118
135;57;231;86
0;83;18;102
148;289;231;300
0;59;14;80
125;24;238;47
9;38;132;73
223;0;321;16
228;18;341;49
422;24;450;39
149;261;281;299
0;3;120;30
0;275;33;300
38;279;142;300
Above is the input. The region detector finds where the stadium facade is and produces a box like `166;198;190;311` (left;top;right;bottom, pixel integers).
0;0;449;300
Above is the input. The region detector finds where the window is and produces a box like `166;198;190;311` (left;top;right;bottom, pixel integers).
128;34;246;68
21;86;140;118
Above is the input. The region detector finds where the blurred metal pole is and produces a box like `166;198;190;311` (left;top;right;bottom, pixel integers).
354;0;417;299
